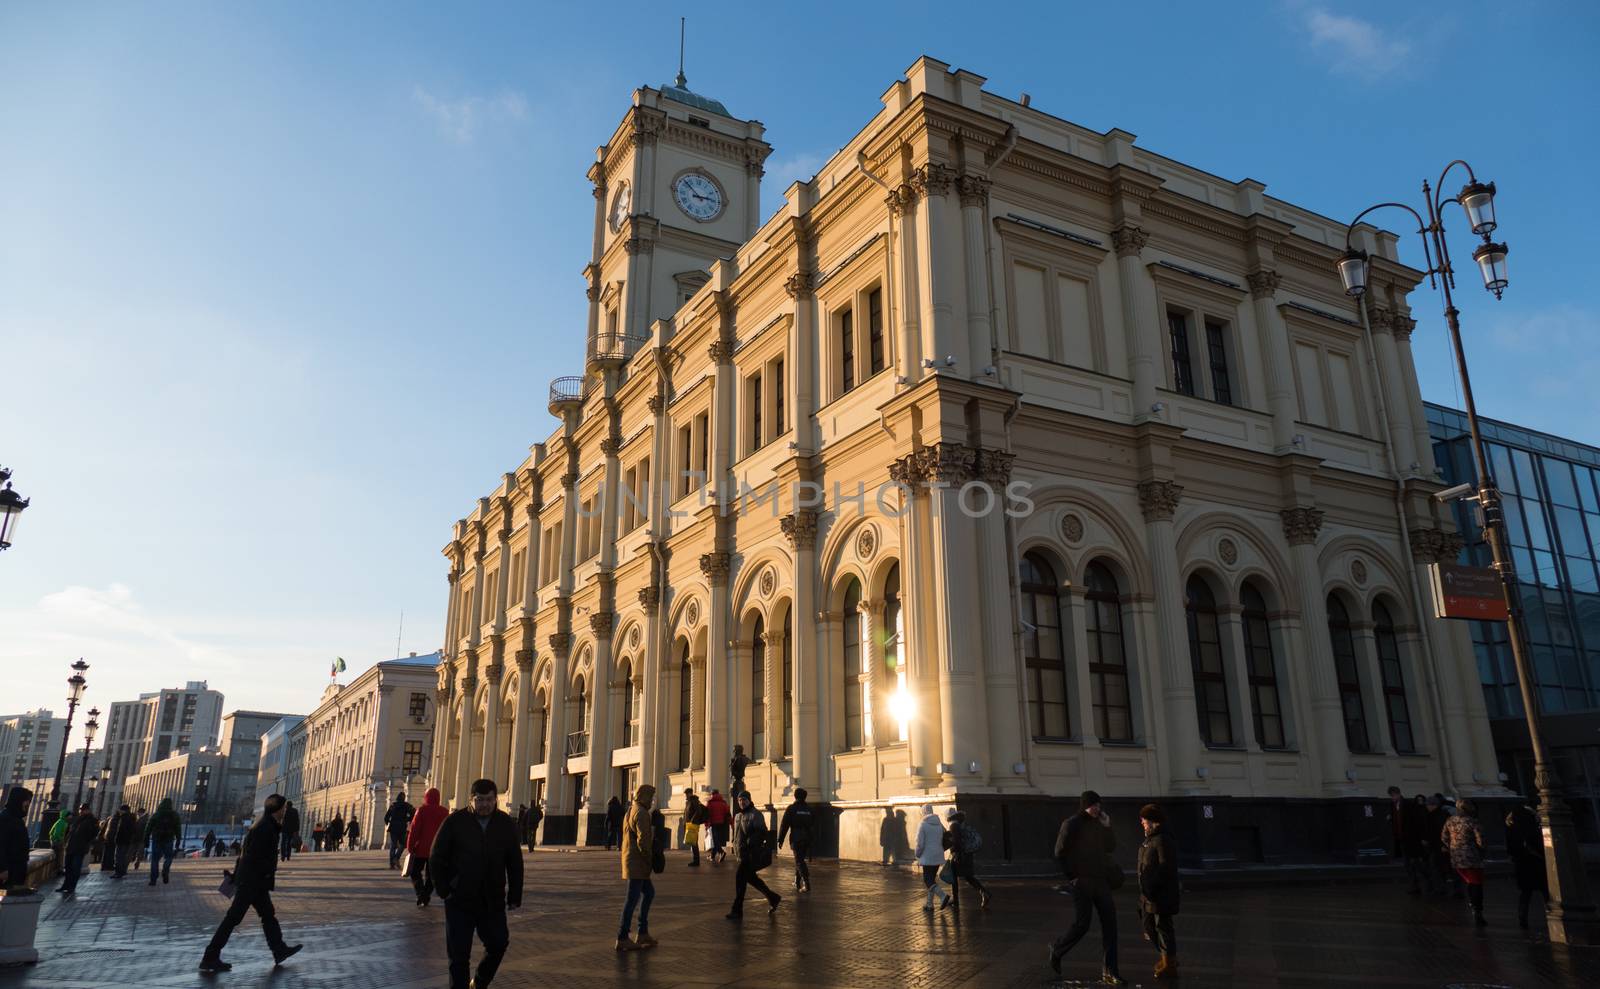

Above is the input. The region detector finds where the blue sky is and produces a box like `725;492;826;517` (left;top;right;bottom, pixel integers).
3;1;1596;721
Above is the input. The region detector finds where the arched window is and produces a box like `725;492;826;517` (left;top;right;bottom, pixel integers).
621;661;637;747
883;563;908;743
1185;576;1233;746
1240;583;1285;749
782;610;794;758
534;689;548;764
1085;562;1133;742
751;614;766;760
573;676;590;756
1326;596;1370;753
1373;602;1415;753
1020;552;1070;738
841;579;864;749
677;642;693;770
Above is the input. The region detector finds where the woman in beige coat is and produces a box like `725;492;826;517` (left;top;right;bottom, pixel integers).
616;784;659;951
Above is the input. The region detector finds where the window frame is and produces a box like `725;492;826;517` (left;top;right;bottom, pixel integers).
1326;596;1371;753
1020;552;1071;740
1373;601;1416;754
1239;583;1286;749
1084;562;1134;743
1184;576;1234;747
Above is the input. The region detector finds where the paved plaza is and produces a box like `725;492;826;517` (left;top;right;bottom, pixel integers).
2;849;1595;988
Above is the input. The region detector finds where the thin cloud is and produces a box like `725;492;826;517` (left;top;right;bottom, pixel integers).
412;85;530;143
1301;7;1410;77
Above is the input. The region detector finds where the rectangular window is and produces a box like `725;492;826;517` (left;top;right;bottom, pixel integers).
749;373;763;455
636;457;649;523
840;308;856;394
678;425;693;498
868;288;885;374
1168;312;1194;396
773;358;785;436
1205;320;1233;405
622;466;638;532
695;414;709;478
409;693;427;718
402;740;422;775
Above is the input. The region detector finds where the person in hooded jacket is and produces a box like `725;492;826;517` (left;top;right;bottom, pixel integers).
1506;799;1548;929
1050;790;1124;985
428;778;523;989
880;807;898;866
705;790;731;864
943;809;992;909
199;793;303;973
913;804;951;911
726;791;780;920
615;784;659;951
777;788;817;893
204;830;217;858
58;804;98;897
144;798;182;885
604;796;624;851
48;809;70;869
1136;804;1180;980
682;789;707;867
0;787;33;890
407;787;449;907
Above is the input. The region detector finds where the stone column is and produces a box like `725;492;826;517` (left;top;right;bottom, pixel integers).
453;661;479;809
1218;606;1260;753
543;632;572;840
1139;480;1205;791
689;654;706;771
860;598;885;747
1351;620;1396;757
586;612;616;843
1112;226;1160;418
912;163;959;373
891;452;944;788
431;677;453;797
815;610;841;789
1410;528;1496;784
974;448;1025;786
761;628;782;764
480;645;505;785
781;511;819;789
1282;507;1353;791
1246;269;1299;452
638;585;665;792
1365;306;1418;472
744;153;764;242
888;184;923;385
957;174;995;377
784;273;817;453
1392;316;1438;475
701;552;732;791
508;649;534;809
921;442;989;785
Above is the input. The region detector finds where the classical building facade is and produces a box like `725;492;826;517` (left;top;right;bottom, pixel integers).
431;58;1504;862
255;715;304;813
297;653;440;846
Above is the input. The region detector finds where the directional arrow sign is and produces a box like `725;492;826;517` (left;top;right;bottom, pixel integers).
1430;562;1509;621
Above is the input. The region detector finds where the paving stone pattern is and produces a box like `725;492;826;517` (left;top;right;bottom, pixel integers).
1;850;1595;988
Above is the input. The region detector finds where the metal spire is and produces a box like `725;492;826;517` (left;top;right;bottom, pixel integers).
675;17;687;89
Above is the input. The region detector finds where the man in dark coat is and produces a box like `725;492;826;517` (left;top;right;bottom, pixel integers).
111;805;140;878
385;794;414;869
729;744;751;797
1506;800;1549;929
1136;803;1180;980
280;800;300;862
0;786;33;890
326;814;345;852
1050;790;1124;984
144;798;182;885
777;788;816;893
525;803;543;850
59;804;99;896
429;778;523;989
199;793;303;973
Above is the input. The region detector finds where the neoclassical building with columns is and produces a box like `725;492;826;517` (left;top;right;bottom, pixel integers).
429;58;1505;863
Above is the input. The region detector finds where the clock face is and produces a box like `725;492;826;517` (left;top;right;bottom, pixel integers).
673;172;724;222
609;182;631;233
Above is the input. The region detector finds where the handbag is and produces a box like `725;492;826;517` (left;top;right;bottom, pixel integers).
938;860;956;886
399;850;412;877
218;869;236;898
683;822;701;848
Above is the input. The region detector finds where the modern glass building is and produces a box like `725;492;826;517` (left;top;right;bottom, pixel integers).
1428;402;1600;839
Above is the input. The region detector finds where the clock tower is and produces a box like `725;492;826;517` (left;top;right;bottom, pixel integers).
584;73;770;368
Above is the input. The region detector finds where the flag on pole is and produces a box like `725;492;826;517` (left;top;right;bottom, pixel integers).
330;656;347;678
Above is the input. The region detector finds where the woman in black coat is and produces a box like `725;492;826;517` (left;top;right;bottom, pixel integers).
1506;802;1548;929
1137;803;1180;981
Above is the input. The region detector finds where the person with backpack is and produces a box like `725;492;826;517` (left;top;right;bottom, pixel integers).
726;791;780;919
942;808;991;908
682;789;707;867
406;788;449;907
144;798;182;885
1049;790;1124;985
914;804;951;911
705;790;731;864
615;784;660;951
777;788;816;893
1137;803;1180;980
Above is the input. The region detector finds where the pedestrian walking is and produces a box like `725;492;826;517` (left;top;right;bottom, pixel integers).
280;800;300;862
879;807;898;866
1387;786;1428;895
58;804;98;897
682;789;706;867
729;743;751;797
346;818;361;851
407;787;448;907
97;814;114;871
385;794;414;869
1443;797;1489;927
145;798;182;885
311;821;325;852
1049;790;1125;985
943;808;991;908
604;796;624;851
111;804;139;878
327;814;345;852
428;778;523;989
204;829;217;858
48;809;69;868
726;791;780;920
1423;794;1451;895
777;788;816;893
0;787;34;890
515;804;529;846
615;784;660;951
1136;804;1180;980
1506;799;1549;930
198;793;303;973
705;789;731;864
914;804;951;911
525;802;542;850
132;807;148;869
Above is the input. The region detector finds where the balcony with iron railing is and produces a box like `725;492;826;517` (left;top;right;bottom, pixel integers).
548;376;586;414
588;330;650;364
565;730;589;758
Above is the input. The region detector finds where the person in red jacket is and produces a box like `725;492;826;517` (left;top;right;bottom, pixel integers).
406;788;449;907
704;790;731;864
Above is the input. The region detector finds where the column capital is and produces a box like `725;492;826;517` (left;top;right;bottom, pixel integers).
460;675;479;693
484;664;505;683
1407;526;1464;563
1110;224;1148;259
708;339;735;364
1394;314;1417;341
647;394;665;415
637;584;662;613
514;648;535;668
780;510;819;549
589;612;615;639
560;471;580;491
1246;268;1281;299
699;551;731;583
547;632;572;654
623;235;654;256
886;183;918;218
956;173;991;209
914;441;977;485
783;271;815;299
600;436;622;457
1137;479;1183;521
911;162;957;199
973;447;1016;486
1280;506;1325;546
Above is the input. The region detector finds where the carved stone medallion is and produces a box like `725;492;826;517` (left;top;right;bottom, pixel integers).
856;526;878;561
759;566;776;599
685;599;700;627
1060;513;1085;545
1351;559;1368;585
1218;537;1239;567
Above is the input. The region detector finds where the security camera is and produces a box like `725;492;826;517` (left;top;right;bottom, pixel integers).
1434;482;1476;503
982;365;997;376
944;355;956;366
1151;402;1166;414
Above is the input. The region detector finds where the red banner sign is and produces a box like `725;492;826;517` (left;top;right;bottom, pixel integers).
1430;562;1509;621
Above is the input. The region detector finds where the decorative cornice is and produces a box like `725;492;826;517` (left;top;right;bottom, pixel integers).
956;173;991;209
1246;268;1281;299
699;551;731;583
780;510;819;550
708;339;735;364
589;612;614;638
1110;225;1148;259
1137;479;1184;522
1280;506;1325;546
783;271;815;299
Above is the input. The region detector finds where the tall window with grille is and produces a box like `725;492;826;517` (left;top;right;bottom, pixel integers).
1373;602;1415;753
1205;320;1233;405
750;616;766;759
1019;553;1070;738
868;288;885;374
402;740;422;776
1240;583;1285;748
883;564;907;742
1185;577;1233;746
678;644;692;770
1168;312;1195;396
840;307;856;394
781;610;793;757
774;358;786;436
841;578;864;749
621;665;638;746
1085;562;1133;742
409;692;427;719
1326;596;1370;752
748;373;763;456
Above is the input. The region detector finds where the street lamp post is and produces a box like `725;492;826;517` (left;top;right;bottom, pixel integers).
72;708;100;809
39;659;89;846
96;767;112;817
0;465;29;551
1338;164;1595;943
